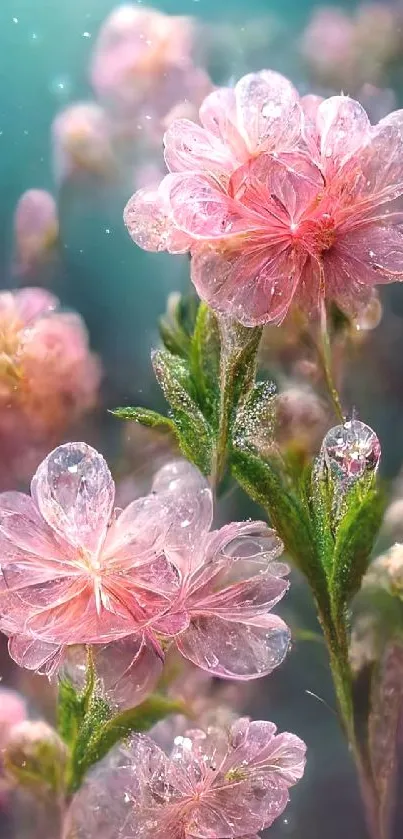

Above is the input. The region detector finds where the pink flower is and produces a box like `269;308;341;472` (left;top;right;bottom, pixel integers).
125;83;403;325
142;460;290;680
13;189;59;277
0;442;180;672
0;450;290;691
51;103;115;183
91;5;198;112
64;717;306;839
0;289;100;486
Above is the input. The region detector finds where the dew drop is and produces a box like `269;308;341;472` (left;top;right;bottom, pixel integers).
322;419;381;482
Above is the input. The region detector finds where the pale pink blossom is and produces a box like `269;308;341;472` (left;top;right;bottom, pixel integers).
301;3;401;91
142;460;290;679
0;442;179;672
64;718;306;839
125;83;403;325
0;453;289;689
13;189;59;277
51;103;116;183
0;289;100;486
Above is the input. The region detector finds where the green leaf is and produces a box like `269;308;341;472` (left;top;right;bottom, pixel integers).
152;349;213;474
69;695;112;791
70;695;185;789
233;380;277;452
219;320;263;414
159;292;199;357
189;303;220;427
57;679;86;749
231;446;329;614
331;481;385;625
111;406;178;436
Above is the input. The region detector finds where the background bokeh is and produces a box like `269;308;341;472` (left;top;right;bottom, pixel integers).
2;1;403;838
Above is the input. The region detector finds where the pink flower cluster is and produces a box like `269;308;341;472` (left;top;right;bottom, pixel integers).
90;4;211;142
0;289;100;488
125;70;403;326
301;4;402;91
13;190;59;278
65;718;306;839
0;444;290;701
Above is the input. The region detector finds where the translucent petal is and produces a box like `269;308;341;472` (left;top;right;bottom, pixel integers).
176;613;291;679
199;87;248;163
316;95;370;177
8;635;63;676
191;241;304;327
124;185;191;254
167;172;252;240
152;460;213;573
235;70;302;155
61;636;163;710
31;442;115;555
164;119;236;177
0;491;71;561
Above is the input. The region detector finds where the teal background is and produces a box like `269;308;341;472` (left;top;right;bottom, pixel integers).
1;3;403;839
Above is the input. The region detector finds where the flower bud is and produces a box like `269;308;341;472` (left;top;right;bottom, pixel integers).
4;721;68;794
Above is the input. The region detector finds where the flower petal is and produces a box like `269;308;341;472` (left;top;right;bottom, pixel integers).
316;95;370;177
176;613;290;679
226;719;307;785
199;87;248;163
0;491;70;561
31;442;115;555
152;459;213;573
8;635;63;676
191;241;304;326
167;172;252;239
61;636;163;710
235;70;302;155
124;185;191;254
164;119;236;177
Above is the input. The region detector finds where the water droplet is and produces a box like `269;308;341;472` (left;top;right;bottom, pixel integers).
322;419;380;481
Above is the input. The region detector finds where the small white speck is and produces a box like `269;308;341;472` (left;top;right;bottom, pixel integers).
23;130;29;136
31;33;38;41
82;31;91;39
105;228;111;234
12;17;19;24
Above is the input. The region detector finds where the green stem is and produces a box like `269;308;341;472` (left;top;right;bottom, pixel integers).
318;302;345;424
210;318;262;488
324;621;378;839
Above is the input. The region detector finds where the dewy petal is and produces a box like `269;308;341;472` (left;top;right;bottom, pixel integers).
31;442;115;556
176;613;290;679
199;87;249;163
124;184;191;254
61;636;162;710
103;494;172;565
235;70;302;155
191;569;289;619
316;95;370;177
323;225;403;316
225;719;307;785
8;635;63;676
0;491;70;561
354;110;403;207
191;241;304;327
205;521;284;566
167;172;253;240
152;460;213;573
164;119;237;178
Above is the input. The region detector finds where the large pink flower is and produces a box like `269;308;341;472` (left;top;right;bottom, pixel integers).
64;717;306;839
125;75;403;325
0;450;290;690
143;460;290;680
0;442;179;668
